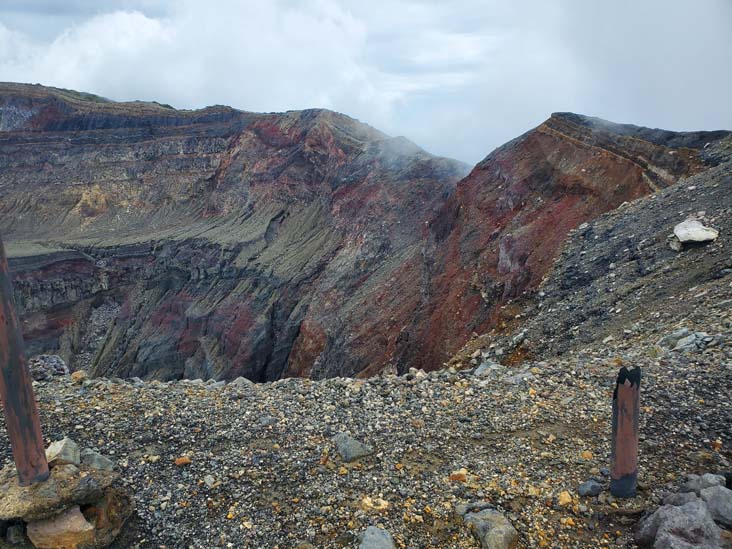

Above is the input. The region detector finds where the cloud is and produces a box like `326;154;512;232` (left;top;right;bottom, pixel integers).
0;0;731;164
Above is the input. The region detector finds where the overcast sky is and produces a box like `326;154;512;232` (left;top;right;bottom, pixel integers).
1;0;731;164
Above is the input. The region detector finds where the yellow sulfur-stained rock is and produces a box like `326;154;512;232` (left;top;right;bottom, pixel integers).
449;468;468;482
71;371;89;384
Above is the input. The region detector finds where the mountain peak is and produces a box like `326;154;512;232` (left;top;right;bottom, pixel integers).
547;111;731;149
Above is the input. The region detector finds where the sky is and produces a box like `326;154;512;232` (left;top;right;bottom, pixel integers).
0;1;731;164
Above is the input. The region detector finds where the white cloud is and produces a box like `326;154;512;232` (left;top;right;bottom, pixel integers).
0;0;731;164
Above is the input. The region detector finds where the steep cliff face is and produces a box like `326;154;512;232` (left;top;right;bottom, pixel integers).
1;83;467;380
398;113;728;371
448;133;732;366
1;83;726;380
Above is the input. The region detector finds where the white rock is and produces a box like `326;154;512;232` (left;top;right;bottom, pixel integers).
673;219;719;243
359;526;395;549
45;438;80;467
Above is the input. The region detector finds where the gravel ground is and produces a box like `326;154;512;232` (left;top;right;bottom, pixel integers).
2;326;730;548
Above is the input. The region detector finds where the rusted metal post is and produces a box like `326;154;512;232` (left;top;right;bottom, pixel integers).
0;233;49;486
610;366;641;498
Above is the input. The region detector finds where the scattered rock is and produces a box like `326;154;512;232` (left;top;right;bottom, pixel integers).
80;449;115;472
460;506;518;549
673;218;719;244
70;371;88;384
558;491;573;506
359;526;395;549
228;377;254;390
46;438;80;467
578;479;602;497
332;433;373;463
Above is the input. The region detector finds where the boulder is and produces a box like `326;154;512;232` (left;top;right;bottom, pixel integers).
673;333;712;353
635;500;720;548
700;485;732;528
504;370;535;385
723;472;732;490
458;504;518;549
228;377;254;389
26;506;95;549
70;371;88;384
359;526;395;549
673;218;719;243
332;433;373;463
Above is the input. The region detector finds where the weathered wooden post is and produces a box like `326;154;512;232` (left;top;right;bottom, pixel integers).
610;366;641;498
0;233;50;485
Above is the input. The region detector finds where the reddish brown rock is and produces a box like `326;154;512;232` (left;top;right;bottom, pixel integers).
81;489;134;547
398;113;724;370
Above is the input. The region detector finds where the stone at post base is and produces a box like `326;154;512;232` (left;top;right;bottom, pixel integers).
26;506;95;549
0;464;117;522
610;472;638;499
45;439;80;468
0;439;133;548
19;490;133;549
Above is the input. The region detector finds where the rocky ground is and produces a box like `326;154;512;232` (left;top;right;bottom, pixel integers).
2;86;731;548
2;315;731;548
452;135;732;369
